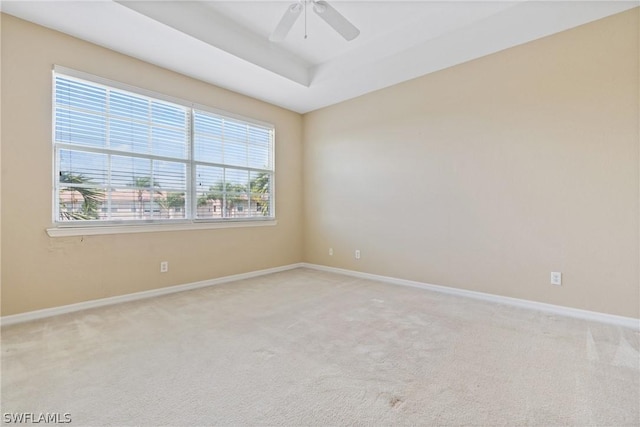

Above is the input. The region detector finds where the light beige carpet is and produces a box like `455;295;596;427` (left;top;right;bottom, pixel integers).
1;268;639;426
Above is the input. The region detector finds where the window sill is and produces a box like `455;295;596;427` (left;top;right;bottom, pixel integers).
46;219;278;237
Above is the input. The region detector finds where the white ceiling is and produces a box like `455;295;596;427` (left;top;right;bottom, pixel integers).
1;1;637;113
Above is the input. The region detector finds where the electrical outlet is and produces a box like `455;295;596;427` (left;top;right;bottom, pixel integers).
160;261;169;273
551;272;561;286
329;248;333;256
355;250;361;260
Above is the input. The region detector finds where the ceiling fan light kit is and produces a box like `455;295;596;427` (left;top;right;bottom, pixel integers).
270;0;360;42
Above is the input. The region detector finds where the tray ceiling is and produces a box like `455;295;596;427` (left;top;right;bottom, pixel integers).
2;1;637;113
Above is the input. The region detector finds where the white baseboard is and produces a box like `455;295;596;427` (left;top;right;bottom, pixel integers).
301;263;640;331
4;262;638;331
0;263;304;327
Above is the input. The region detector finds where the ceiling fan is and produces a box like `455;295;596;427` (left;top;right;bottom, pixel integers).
269;0;360;42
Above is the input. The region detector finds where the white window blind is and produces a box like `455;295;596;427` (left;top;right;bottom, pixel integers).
193;110;273;219
53;70;274;225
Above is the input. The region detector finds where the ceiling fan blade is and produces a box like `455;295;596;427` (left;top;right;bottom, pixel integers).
269;2;303;42
312;0;360;41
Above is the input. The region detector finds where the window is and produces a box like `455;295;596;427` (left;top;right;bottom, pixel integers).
53;68;274;227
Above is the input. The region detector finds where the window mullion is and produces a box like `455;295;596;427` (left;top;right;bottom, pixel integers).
105;90;111;221
107;155;112;221
150;159;155;220
189;108;195;220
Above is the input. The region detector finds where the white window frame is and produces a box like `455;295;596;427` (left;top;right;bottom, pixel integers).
48;66;276;237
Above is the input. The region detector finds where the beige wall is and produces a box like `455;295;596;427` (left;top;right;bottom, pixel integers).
0;14;304;316
303;9;639;318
